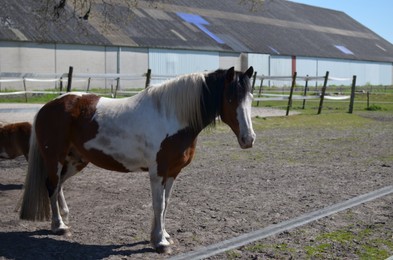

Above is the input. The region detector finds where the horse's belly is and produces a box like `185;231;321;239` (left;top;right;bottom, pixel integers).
83;135;152;173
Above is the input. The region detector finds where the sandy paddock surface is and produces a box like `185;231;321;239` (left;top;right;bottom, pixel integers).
0;103;392;259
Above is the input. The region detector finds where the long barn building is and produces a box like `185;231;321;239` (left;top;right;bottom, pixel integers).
1;0;393;89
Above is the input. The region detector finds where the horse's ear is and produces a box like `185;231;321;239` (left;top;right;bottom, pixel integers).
245;66;254;78
226;67;235;82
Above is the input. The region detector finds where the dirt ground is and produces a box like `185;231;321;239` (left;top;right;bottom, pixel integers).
0;104;392;259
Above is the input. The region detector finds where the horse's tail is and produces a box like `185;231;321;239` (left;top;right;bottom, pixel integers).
20;123;50;221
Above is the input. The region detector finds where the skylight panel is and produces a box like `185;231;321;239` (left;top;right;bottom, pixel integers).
376;44;387;52
177;13;225;44
334;45;354;55
268;46;280;55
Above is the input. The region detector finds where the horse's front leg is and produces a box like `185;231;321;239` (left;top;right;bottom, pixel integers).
163;177;175;245
149;173;172;254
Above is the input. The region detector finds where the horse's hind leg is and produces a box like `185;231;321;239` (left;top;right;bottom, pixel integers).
51;151;88;235
49;163;71;235
58;187;69;224
58;153;88;225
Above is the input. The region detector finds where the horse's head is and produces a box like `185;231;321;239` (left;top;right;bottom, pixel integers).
220;66;256;149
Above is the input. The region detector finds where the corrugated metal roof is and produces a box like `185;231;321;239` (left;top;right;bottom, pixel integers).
1;0;393;62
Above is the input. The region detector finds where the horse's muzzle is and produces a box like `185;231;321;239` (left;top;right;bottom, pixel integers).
239;133;256;149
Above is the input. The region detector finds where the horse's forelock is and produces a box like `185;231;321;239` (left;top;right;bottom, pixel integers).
221;70;251;103
236;72;252;101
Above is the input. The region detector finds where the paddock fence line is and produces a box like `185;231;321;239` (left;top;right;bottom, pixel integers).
251;71;357;115
1;67;383;114
0;67;150;100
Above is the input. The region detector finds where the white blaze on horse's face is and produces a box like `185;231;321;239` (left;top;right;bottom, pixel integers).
221;67;256;149
237;91;256;149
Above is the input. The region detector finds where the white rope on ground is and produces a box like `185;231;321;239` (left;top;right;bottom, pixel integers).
170;185;393;260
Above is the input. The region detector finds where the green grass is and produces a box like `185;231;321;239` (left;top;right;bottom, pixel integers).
252;112;374;131
253;92;393;114
1;86;392;116
240;224;393;259
226;250;242;259
304;243;332;258
0;93;60;103
304;226;393;259
0;88;143;103
244;242;296;256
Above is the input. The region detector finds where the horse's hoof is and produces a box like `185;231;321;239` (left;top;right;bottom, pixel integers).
155;245;172;254
167;238;175;245
53;228;72;237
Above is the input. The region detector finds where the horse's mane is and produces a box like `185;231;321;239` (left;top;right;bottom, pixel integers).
145;73;206;131
142;69;252;132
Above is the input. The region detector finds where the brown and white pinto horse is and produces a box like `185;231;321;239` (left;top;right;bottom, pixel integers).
0;122;31;161
20;66;255;253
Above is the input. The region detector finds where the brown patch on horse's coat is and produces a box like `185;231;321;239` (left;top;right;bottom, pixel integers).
0;122;31;160
156;128;197;183
35;94;129;191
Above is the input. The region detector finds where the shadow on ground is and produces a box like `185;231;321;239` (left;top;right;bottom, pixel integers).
0;230;154;259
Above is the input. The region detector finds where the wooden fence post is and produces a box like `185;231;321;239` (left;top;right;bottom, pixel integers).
256;77;264;107
348;75;357;114
302;75;309;109
286;71;297;116
59;77;63;92
86;77;91;92
114;77;120;98
317;71;329;115
66;66;73;92
23;77;28;102
145;69;151;89
251;71;257;93
367;91;370;110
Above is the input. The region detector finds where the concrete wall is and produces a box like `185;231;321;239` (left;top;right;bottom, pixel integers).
247;53;393;87
148;48;220;84
1;41;392;92
0;42;56;90
0;42;149;90
219;52;241;71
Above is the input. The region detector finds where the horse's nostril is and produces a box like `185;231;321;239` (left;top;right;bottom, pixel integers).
240;135;254;149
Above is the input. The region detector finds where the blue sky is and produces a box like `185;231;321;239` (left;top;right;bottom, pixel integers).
289;0;393;44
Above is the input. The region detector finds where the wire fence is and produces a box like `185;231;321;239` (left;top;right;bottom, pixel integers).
1;67;392;113
251;71;393;114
